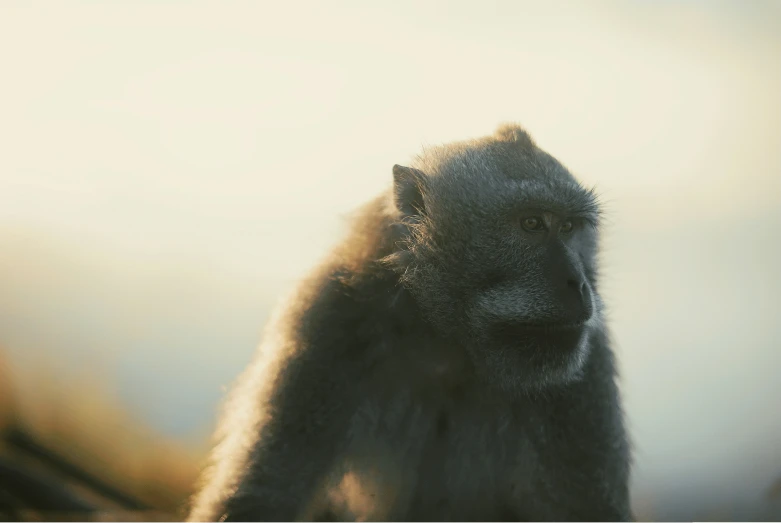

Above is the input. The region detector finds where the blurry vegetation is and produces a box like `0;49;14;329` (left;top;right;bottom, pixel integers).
0;347;205;521
0;351;18;432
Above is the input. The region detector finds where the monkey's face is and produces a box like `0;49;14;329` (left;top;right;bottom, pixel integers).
392;147;602;394
464;204;601;393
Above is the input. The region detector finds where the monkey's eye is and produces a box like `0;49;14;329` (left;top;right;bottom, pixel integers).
521;216;544;232
560;220;574;234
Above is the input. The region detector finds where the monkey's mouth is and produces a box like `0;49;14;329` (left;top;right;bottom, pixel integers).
490;320;586;351
515;320;586;332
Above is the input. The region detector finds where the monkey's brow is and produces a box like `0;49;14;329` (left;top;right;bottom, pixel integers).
510;194;601;224
507;179;600;213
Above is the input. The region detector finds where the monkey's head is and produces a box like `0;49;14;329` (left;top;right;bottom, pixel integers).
383;124;602;394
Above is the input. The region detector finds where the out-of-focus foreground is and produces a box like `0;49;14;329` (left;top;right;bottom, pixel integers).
1;0;780;521
0;349;199;520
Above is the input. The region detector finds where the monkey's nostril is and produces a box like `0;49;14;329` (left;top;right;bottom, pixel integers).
566;279;582;296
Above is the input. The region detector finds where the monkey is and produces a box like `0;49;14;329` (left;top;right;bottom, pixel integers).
186;123;632;522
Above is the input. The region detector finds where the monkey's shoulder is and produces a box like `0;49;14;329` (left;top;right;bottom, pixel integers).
273;266;416;355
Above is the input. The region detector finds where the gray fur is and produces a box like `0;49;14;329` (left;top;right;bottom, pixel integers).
187;123;632;522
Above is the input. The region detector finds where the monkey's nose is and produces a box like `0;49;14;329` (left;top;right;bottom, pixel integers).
559;278;592;323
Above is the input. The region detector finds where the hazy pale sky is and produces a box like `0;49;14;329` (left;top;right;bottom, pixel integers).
1;1;780;519
2;0;778;269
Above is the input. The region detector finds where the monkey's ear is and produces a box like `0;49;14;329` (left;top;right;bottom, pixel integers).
392;164;426;217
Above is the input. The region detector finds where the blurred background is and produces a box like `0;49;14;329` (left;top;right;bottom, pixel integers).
0;0;779;520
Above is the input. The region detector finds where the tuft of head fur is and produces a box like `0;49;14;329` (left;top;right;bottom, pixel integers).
493;122;536;148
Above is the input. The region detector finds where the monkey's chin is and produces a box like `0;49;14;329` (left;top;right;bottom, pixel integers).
477;322;591;393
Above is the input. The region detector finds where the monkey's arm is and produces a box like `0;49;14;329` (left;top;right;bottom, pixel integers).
218;351;360;522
